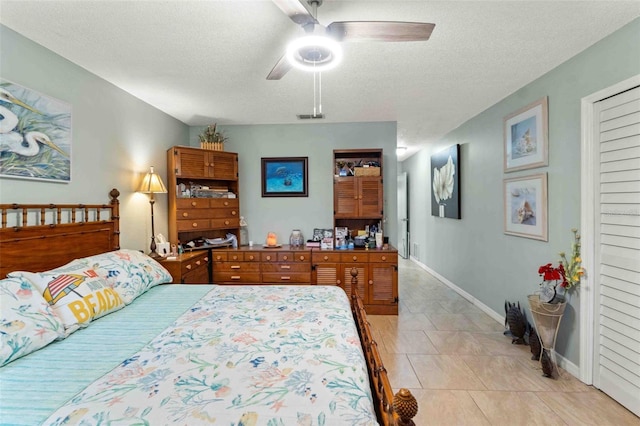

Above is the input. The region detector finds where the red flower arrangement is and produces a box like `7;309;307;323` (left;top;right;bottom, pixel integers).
538;229;584;292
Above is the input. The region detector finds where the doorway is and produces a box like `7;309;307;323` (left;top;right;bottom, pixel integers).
397;172;409;258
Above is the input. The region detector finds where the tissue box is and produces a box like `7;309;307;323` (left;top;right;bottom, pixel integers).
157;242;171;257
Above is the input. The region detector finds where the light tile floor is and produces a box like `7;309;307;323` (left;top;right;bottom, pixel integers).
368;258;640;425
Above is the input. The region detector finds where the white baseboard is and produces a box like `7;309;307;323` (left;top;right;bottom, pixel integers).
407;256;581;380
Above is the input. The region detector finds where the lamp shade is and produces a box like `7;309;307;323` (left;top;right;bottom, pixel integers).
138;166;167;194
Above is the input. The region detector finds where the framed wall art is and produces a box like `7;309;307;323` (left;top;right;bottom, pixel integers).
261;157;308;197
504;172;547;241
0;78;71;182
504;96;548;172
431;144;461;219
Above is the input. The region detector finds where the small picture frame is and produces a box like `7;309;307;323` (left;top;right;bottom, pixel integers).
504;173;548;241
261;157;308;197
504;97;548;172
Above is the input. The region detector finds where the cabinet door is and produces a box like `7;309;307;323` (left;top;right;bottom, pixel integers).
341;265;368;301
368;263;398;305
210;151;238;180
313;263;340;286
334;178;358;217
358;177;383;218
174;148;209;178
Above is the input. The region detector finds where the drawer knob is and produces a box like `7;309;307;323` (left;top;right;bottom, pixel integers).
352;256;357;261
337;279;341;284
266;255;271;261
232;255;238;260
192;222;198;228
249;255;254;260
196;261;201;266
216;256;222;261
369;280;373;285
299;255;305;261
281;265;291;270
323;256;328;261
182;212;188;217
232;210;237;215
224;220;230;225
224;201;229;206
186;265;192;270
281;276;291;281
204;257;209;262
382;256;386;261
191;201;197;207
231;265;240;269
231;276;240;280
283;255;288;260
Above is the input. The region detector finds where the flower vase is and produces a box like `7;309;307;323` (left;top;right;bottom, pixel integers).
439;204;445;217
289;229;303;248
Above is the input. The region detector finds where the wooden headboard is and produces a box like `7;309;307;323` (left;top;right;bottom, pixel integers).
0;189;121;278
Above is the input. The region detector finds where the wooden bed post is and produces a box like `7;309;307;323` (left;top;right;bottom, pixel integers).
109;188;120;250
349;268;418;426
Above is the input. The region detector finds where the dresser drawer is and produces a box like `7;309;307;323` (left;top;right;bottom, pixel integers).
211;218;239;228
177;209;211;220
312;252;341;263
211;251;228;262
215;272;262;283
210;198;239;209
261;252;279;262
181;254;208;275
217;262;261;273
369;252;398;263
227;252;243;262
177;219;209;231
341;253;369;263
243;252;260;262
261;263;310;273
291;251;311;262
176;198;209;209
209;208;239;219
262;272;311;283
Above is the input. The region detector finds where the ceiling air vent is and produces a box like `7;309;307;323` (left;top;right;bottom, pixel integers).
297;113;325;120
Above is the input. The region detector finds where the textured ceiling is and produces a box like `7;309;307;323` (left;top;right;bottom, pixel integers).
1;1;638;160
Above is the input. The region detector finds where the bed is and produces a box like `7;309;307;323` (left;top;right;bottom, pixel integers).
0;189;417;425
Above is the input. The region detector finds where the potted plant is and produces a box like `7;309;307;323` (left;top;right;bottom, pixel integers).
198;123;227;151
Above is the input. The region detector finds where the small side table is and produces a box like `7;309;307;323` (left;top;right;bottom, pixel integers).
159;250;211;284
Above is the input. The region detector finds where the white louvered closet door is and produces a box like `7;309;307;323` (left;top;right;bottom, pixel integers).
594;85;640;417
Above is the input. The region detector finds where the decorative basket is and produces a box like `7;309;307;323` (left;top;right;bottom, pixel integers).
354;166;380;177
528;294;566;378
200;141;224;151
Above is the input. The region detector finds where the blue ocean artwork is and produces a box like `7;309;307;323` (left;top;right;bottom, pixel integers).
265;161;304;193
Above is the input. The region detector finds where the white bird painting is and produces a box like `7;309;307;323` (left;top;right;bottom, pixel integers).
0;80;71;182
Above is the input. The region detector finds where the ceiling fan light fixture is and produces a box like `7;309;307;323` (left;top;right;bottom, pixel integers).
286;35;343;72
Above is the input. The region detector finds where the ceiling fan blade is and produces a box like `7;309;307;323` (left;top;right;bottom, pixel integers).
327;21;435;42
272;0;317;26
267;53;292;80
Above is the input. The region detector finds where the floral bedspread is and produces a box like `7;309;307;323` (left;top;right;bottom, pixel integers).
44;285;378;426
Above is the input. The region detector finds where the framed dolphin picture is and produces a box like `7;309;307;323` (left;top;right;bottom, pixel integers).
0;78;71;182
261;157;308;197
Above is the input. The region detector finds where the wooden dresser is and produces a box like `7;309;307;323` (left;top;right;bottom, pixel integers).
163;245;398;314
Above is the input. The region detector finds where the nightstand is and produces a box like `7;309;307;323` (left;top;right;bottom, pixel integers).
159;250;211;284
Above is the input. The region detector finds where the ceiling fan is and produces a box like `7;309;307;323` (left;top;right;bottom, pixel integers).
267;0;435;80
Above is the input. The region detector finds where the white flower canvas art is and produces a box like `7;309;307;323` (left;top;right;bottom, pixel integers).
431;144;460;219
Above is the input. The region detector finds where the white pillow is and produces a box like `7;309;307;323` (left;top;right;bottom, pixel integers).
0;276;65;366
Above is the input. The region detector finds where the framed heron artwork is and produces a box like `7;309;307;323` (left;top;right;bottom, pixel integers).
261;157;308;197
0;78;71;183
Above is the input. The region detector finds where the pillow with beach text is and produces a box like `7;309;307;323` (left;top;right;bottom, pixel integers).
12;266;125;336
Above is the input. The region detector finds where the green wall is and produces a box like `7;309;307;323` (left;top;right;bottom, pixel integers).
400;18;640;366
189;122;398;246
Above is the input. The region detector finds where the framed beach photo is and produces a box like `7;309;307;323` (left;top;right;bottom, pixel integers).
504;173;547;241
504;97;548;172
261;157;308;197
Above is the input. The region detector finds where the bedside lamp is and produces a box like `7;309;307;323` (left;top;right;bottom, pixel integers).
138;166;167;258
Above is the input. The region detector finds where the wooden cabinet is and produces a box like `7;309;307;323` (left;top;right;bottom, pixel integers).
312;252;341;286
367;252;398;307
167;146;240;246
160;251;210;284
174;148;238;180
334;176;383;218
